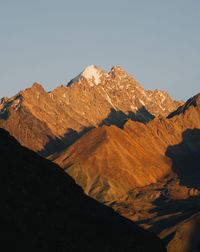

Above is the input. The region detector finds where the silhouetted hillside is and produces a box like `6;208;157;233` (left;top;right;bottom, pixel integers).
0;128;166;252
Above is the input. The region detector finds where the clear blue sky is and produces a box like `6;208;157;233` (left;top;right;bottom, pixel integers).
0;0;199;100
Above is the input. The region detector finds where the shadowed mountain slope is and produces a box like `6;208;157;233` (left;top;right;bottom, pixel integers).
50;94;200;202
165;212;200;252
50;124;171;201
1;128;166;252
105;126;200;251
166;128;200;189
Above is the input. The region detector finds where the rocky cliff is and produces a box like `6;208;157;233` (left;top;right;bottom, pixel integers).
0;65;182;156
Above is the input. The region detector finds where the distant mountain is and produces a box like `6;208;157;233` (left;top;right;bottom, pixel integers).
0;128;166;252
0;65;182;156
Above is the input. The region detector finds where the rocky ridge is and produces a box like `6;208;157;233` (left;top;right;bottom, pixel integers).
0;65;182;156
50;93;200;201
49;93;200;252
1;66;197;252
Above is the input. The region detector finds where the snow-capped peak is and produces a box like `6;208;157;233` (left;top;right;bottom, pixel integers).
81;65;102;85
67;65;102;87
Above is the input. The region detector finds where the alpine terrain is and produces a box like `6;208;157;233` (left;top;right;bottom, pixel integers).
0;65;182;156
1;65;200;251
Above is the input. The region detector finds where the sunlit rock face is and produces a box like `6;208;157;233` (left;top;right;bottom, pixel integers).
50;93;200;202
0;65;182;156
0;65;199;252
47;92;200;252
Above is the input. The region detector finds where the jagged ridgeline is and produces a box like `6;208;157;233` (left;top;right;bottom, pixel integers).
0;65;182;156
2;65;200;252
50;94;200;202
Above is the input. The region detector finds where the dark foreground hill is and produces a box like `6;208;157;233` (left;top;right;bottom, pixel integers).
0;128;166;252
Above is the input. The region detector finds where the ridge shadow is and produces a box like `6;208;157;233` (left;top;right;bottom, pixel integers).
99;106;154;128
38;126;94;157
166;128;200;189
38;106;154;157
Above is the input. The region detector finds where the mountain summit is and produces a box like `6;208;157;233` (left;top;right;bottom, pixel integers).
0;66;183;156
67;65;104;87
1;66;199;252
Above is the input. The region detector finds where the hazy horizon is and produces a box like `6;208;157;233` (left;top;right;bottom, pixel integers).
1;0;200;101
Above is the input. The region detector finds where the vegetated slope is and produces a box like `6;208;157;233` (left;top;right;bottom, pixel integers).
0;128;166;252
0;65;182;156
50;93;200;202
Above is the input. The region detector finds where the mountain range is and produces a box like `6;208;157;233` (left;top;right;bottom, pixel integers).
51;93;200;201
1;65;200;251
0;65;182;156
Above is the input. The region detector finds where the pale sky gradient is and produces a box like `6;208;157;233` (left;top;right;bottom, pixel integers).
0;0;199;100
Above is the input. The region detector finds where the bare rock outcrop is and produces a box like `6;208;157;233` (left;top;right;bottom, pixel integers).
0;65;182;156
50;94;200;201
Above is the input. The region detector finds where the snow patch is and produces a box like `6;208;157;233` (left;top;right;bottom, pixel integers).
159;92;166;103
82;65;101;85
67;65;102;87
140;99;145;106
100;87;117;109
